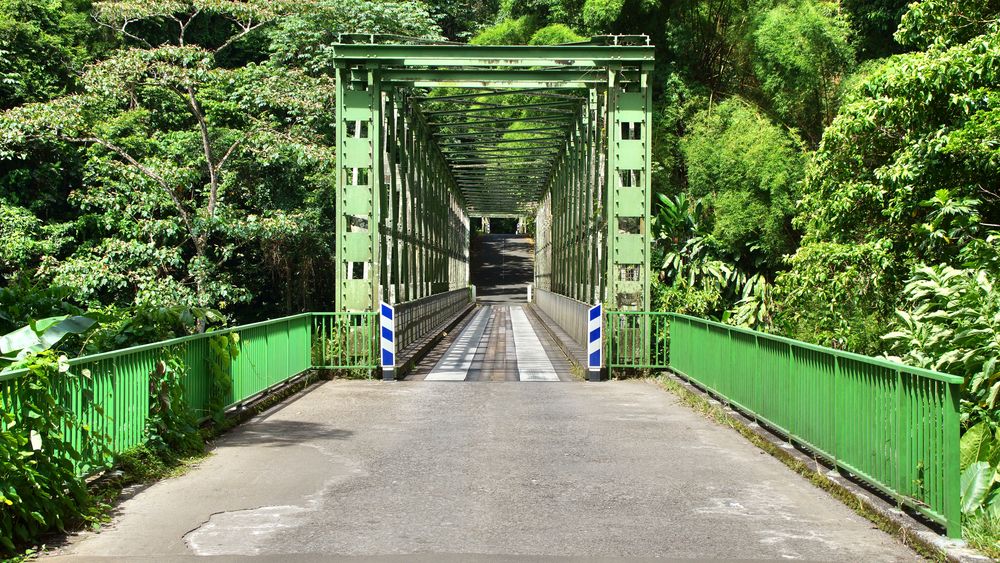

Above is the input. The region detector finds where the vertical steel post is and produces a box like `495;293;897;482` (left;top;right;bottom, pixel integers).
335;66;381;312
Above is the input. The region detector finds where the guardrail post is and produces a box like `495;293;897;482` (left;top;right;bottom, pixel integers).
527;283;533;303
380;302;396;381
588;303;603;382
944;381;962;538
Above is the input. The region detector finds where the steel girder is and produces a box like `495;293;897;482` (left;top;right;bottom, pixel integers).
333;37;653;312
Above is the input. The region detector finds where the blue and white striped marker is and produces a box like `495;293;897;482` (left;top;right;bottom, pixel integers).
588;303;602;382
380;301;396;381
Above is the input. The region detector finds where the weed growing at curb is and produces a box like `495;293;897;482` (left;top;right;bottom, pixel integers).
964;511;1000;559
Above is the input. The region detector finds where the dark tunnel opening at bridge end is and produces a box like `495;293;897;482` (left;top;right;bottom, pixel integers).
470;232;534;303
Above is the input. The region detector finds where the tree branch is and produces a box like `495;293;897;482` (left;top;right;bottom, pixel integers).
68;135;197;244
169;9;201;47
215;139;242;174
214;18;268;53
91;13;152;48
185;86;219;219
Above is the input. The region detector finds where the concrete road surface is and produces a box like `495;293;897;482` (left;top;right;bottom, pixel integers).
49;380;920;561
470;234;533;303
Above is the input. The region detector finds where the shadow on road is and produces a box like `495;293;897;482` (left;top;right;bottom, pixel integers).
222;420;354;448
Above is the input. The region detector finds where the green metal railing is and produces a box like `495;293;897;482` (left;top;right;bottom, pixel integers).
605;310;962;538
394;287;474;356
605;311;670;369
1;312;377;473
312;312;379;370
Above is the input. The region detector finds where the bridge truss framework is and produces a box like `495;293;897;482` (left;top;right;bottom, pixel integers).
330;37;655;312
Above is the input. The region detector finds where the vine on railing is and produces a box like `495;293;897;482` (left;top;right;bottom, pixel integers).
146;350;203;456
206;334;239;424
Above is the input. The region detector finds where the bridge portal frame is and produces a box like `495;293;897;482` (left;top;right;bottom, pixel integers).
331;39;655;313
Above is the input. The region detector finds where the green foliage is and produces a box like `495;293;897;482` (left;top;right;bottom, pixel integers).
0;280;86;338
659;0;759;95
797;24;999;269
962;462;995;514
895;0;1000;49
0;351;109;555
648;73;711;216
840;0;908;58
497;0;585;25
206;333;239;423
651;193;750;320
681;97;803;269
0;0;109;109
114;444;176;483
146;354;203;455
426;0;499;40
268;0;443;73
883;264;1000;427
0;204;68;281
528;23;583;44
751;0;854;142
957;422;1000;517
965;508;1000;559
0;315;96;369
470;15;538;44
88;305;223;351
960;423;996;470
772;241;898;353
581;0;623;29
1;29;339;313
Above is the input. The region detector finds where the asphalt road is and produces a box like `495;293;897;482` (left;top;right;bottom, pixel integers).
48;380;919;561
470;234;533;303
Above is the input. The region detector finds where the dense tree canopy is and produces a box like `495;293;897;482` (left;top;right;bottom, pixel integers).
682;98;802;269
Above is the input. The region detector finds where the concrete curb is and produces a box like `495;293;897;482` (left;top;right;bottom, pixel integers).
653;371;993;563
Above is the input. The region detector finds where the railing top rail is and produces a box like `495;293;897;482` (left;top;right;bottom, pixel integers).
534;287;592;309
0;311;373;383
635;311;962;385
394;287;470;312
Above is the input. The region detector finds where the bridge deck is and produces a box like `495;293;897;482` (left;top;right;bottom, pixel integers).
49;380;918;560
408;305;576;382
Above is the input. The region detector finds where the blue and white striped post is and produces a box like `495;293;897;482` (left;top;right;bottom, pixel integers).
380;301;396;381
588;303;602;382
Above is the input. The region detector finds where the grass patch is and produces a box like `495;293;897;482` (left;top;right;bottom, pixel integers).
113;444;206;484
964;510;1000;558
650;373;948;561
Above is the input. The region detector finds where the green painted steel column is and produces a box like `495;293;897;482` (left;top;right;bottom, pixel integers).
604;70;618;309
335;67;381;312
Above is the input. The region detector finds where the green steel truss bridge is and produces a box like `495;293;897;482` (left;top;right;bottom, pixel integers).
1;38;969;550
331;36;654;314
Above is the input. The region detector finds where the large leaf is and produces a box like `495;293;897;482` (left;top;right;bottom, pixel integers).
36;316;96;350
986;488;1000;518
29;315;70;334
0;325;42;355
0;316;96;357
992;438;1000;483
961;422;995;470
961;461;994;514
